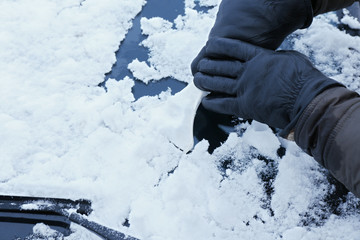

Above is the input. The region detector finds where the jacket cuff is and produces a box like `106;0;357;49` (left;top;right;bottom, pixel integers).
294;86;359;164
294;86;360;197
279;76;343;138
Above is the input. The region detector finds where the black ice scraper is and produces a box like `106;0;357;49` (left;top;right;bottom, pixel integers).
0;195;139;240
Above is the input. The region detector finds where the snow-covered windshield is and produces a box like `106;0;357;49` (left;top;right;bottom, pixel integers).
1;0;360;239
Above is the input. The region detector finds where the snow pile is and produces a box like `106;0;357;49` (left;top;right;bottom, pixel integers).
1;0;360;240
27;223;64;240
341;9;360;30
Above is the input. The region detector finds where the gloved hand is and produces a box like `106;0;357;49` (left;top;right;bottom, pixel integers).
191;0;314;75
193;38;343;136
191;0;357;75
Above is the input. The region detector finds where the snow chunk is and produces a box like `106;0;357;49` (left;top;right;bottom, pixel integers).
128;59;162;83
141;17;173;35
242;121;280;159
27;223;63;240
341;9;360;29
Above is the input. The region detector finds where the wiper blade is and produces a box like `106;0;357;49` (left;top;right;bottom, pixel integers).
0;195;139;240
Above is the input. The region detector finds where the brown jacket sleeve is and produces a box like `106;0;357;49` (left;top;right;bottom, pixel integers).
311;0;357;16
295;87;360;197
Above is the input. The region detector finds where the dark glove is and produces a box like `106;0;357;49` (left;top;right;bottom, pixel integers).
191;0;314;75
191;0;357;75
193;38;343;136
312;0;356;15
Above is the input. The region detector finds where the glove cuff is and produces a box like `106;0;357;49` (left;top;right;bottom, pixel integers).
280;76;344;137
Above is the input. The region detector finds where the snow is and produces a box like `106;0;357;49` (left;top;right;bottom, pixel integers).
292;13;360;91
21;201;53;210
129;7;218;83
138;81;207;152
341;9;360;30
27;223;64;240
1;0;360;240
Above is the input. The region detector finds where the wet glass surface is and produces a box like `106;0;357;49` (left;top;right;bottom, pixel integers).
103;0;187;99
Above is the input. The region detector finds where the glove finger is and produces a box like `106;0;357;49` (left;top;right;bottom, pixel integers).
206;37;263;61
198;58;243;78
202;95;251;120
194;72;237;95
201;95;238;116
191;46;206;75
